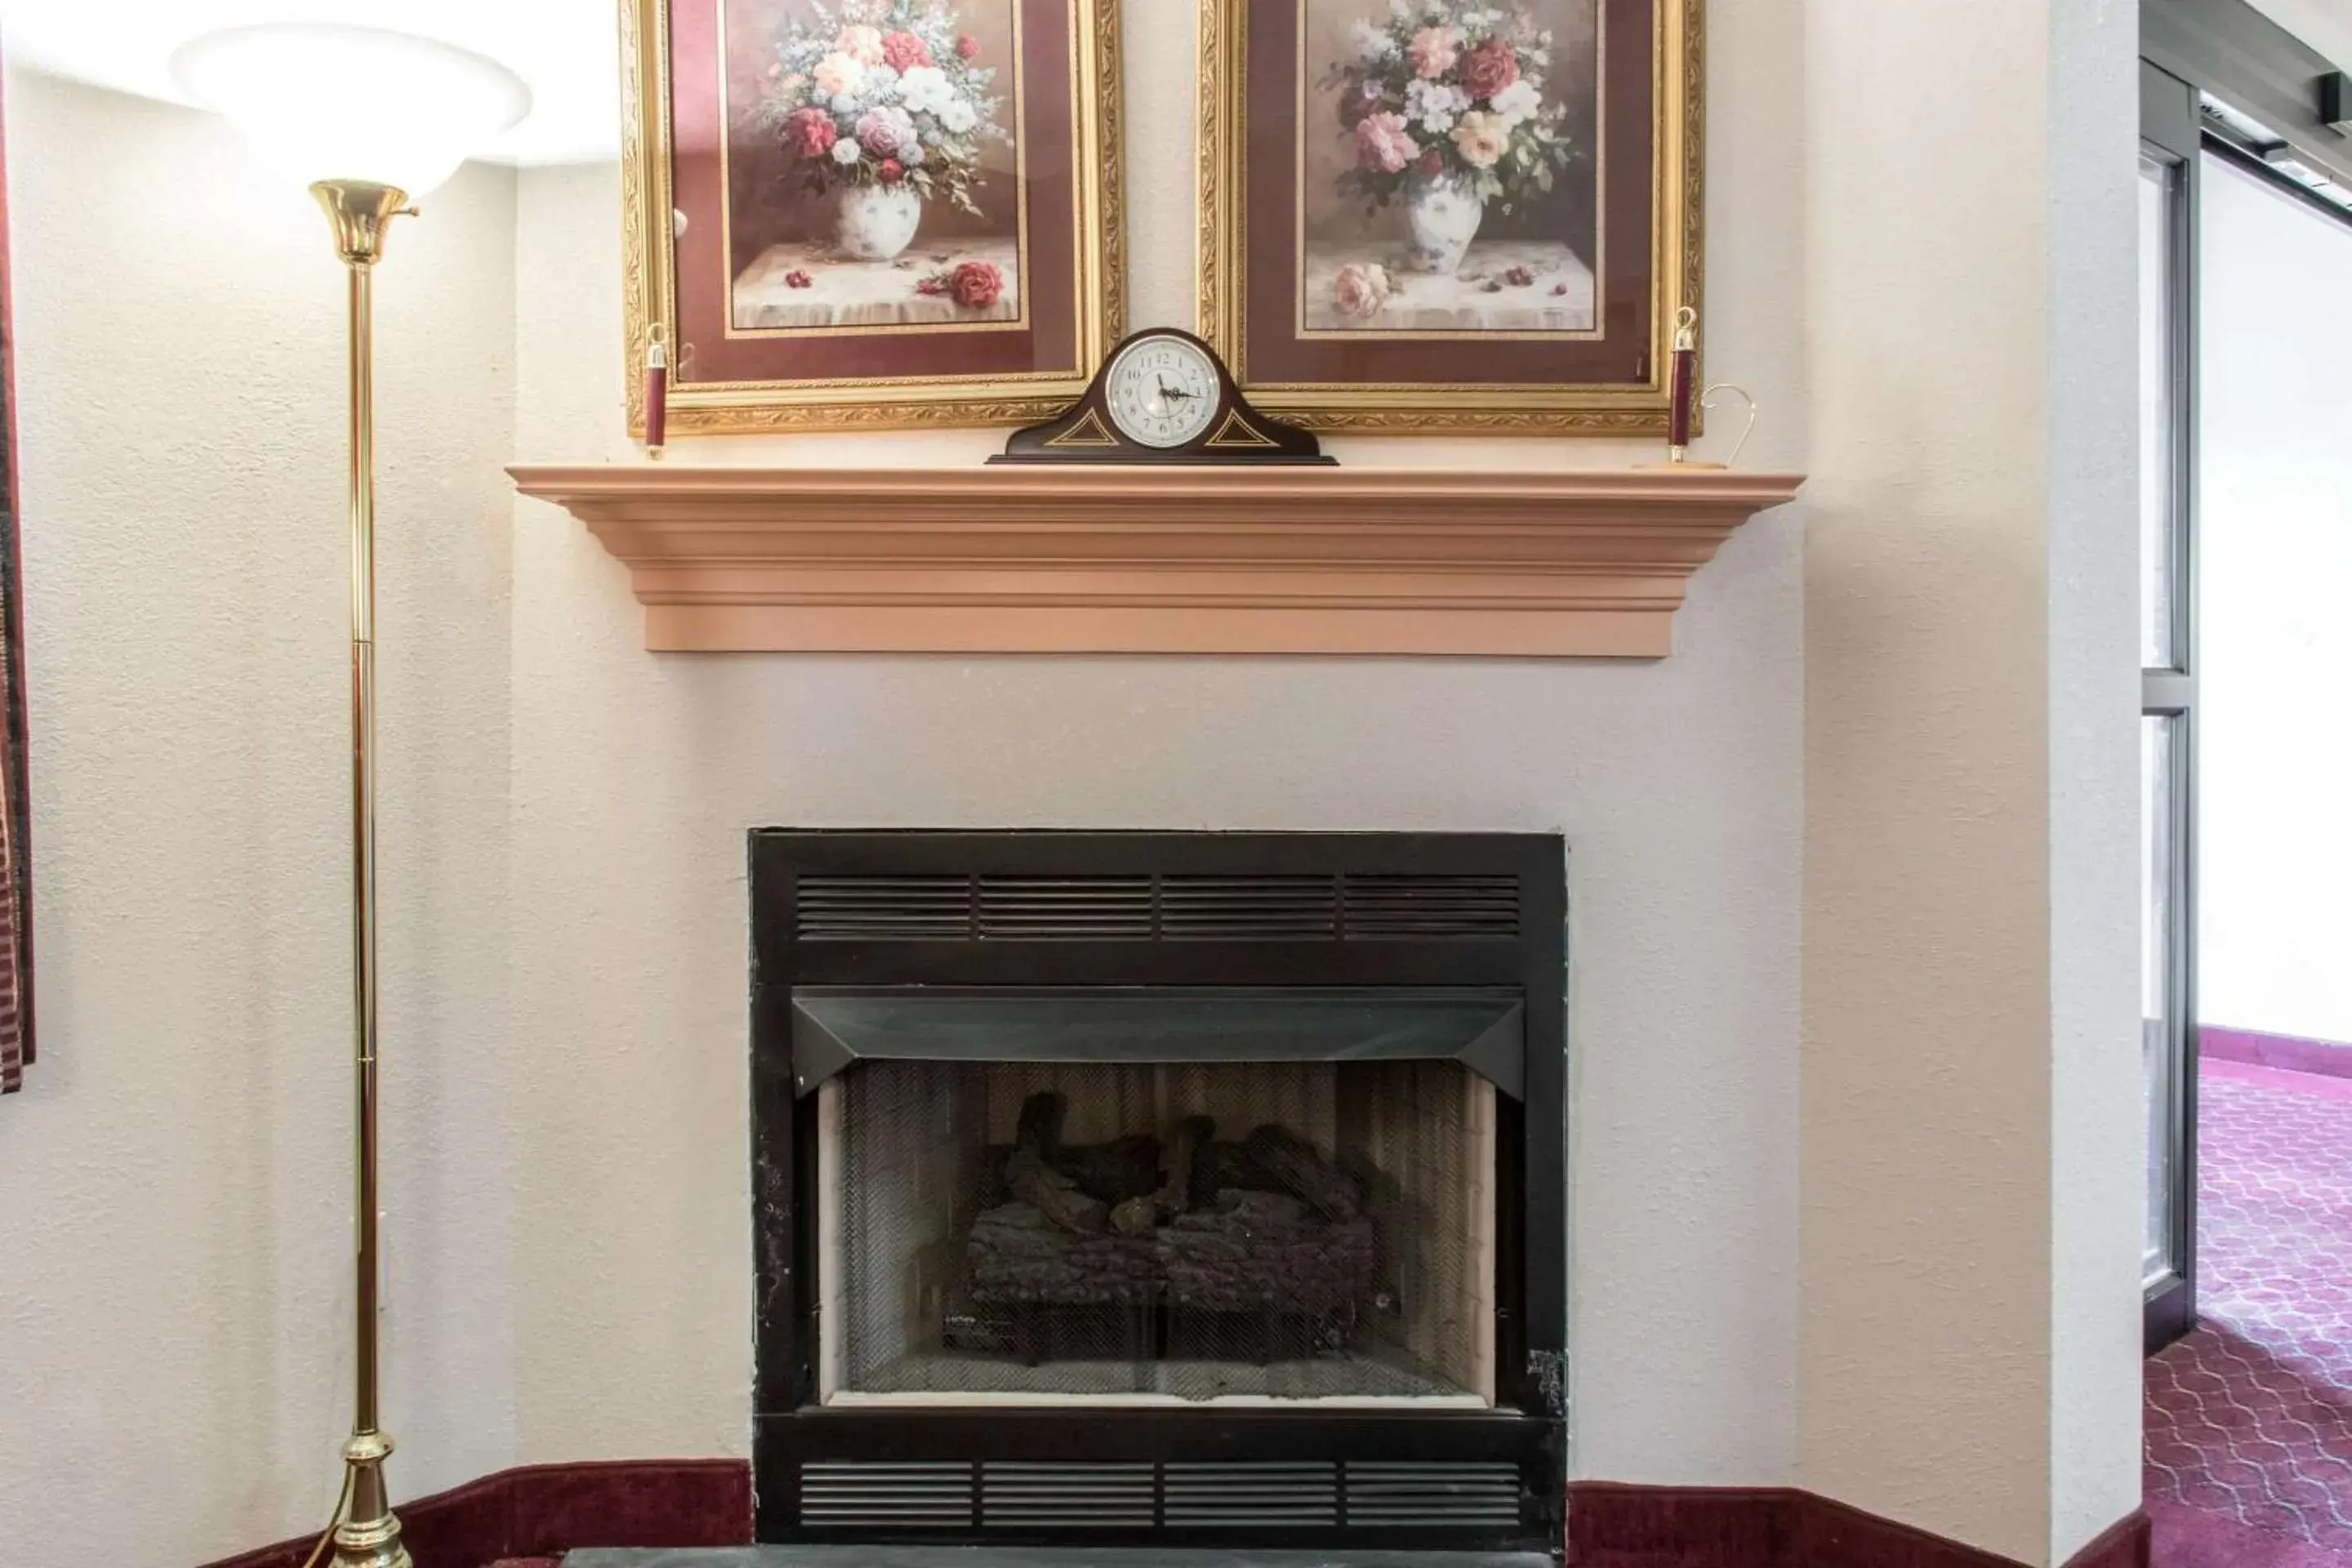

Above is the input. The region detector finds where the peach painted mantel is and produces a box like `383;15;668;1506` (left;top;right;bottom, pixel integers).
507;464;1804;657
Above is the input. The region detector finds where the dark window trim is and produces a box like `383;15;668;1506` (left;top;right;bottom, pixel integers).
2144;0;2352;190
2140;59;2203;1356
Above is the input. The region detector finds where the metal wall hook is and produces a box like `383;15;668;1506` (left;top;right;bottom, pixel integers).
1699;383;1757;469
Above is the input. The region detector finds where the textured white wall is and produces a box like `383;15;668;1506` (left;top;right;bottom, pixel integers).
0;0;2150;1555
506;0;1805;1487
1799;0;2142;1561
0;75;522;1565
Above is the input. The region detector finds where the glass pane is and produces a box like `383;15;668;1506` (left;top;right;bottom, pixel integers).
2139;155;2179;669
2197;151;2352;1051
2143;715;2179;1285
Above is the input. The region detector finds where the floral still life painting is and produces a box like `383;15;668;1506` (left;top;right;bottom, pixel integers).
622;0;1120;430
742;0;1021;329
1312;0;1588;332
1200;0;1698;433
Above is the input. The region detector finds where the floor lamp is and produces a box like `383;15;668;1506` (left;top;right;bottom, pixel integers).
172;27;531;1568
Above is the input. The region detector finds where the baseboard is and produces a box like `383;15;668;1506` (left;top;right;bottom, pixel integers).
196;1457;752;1568
202;1465;2145;1568
2203;1023;2352;1081
1568;1482;2149;1568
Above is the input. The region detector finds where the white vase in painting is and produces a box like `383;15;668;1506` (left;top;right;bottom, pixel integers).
835;184;923;262
1404;171;1484;274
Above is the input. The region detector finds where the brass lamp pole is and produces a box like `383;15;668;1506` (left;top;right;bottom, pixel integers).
315;177;415;1568
169;29;529;1567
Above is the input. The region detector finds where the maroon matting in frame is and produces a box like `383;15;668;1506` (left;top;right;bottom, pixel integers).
665;0;1082;388
1242;0;1657;390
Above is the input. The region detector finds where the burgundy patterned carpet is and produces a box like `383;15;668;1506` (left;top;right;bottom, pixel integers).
2147;1059;2352;1565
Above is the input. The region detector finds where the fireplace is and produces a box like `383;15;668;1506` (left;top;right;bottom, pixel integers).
751;832;1566;1552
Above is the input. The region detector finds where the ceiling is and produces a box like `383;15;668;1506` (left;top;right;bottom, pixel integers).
0;0;622;165
2247;0;2352;76
5;0;2345;172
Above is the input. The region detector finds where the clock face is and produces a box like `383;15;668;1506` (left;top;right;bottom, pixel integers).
1104;334;1222;449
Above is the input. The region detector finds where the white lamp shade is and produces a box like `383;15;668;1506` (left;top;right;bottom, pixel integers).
171;24;532;198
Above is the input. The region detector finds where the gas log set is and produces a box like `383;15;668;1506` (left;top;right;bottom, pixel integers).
960;1091;1382;1362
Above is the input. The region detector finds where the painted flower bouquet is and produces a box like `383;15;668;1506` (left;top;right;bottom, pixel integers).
764;0;1009;261
1323;0;1573;273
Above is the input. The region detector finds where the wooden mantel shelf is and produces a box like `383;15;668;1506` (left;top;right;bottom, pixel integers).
507;464;1804;657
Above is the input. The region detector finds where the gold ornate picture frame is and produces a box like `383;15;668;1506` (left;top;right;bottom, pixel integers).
1197;0;1699;433
621;0;1125;433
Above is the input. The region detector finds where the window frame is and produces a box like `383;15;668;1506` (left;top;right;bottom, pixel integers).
2138;58;2201;1355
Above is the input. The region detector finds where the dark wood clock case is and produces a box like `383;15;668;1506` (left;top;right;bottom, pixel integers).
991;327;1333;465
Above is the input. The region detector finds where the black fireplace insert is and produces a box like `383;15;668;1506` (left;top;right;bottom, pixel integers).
750;831;1567;1554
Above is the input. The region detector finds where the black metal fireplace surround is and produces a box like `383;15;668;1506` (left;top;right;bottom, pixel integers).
750;831;1567;1555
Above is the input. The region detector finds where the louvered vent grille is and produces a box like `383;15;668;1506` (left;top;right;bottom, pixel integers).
1343;874;1521;938
1162;1462;1339;1526
794;871;1521;942
1160;875;1341;938
980;1462;1156;1528
1344;1461;1523;1526
976;876;1156;939
797;1458;1527;1534
797;1460;973;1526
795;875;971;941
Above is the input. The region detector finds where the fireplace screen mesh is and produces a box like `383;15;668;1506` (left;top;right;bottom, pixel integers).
818;1058;1496;1405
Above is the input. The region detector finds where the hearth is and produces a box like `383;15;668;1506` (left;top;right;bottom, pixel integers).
751;833;1566;1555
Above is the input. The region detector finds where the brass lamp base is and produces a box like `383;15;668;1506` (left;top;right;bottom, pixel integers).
333;1434;410;1568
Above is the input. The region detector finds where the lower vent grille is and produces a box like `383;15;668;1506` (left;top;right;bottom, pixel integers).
982;1461;1156;1527
1163;1461;1339;1526
1345;1460;1524;1526
795;1457;1526;1533
798;1460;973;1527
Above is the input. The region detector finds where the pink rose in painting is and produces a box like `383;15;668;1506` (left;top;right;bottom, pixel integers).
1416;149;1443;176
1457;38;1520;101
1333;261;1392;319
921;260;1004;307
880;29;933;71
1407;25;1458;79
782;106;838;159
956;34;981;59
947;260;1004;308
855;105;917;159
834;24;884;65
877;157;906;185
785;270;813;289
1353;110;1418;175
